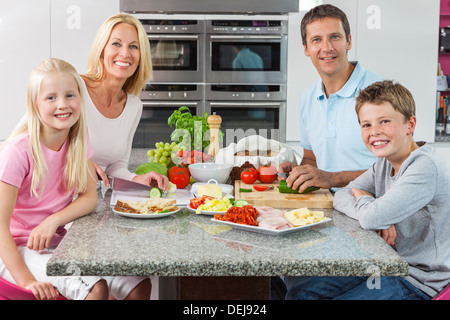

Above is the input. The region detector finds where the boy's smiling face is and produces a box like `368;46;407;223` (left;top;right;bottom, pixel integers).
359;101;416;169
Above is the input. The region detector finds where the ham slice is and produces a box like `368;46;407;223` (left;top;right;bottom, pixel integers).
255;206;292;230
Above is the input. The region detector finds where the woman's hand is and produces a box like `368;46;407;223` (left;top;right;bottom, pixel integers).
27;218;58;251
25;281;60;300
94;162;109;187
133;171;169;192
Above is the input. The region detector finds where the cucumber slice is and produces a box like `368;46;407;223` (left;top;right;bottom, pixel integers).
149;187;162;198
234;200;249;207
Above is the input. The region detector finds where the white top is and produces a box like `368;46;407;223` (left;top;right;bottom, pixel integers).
81;78;143;181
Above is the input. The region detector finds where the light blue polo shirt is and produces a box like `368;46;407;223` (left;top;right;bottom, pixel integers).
299;62;383;173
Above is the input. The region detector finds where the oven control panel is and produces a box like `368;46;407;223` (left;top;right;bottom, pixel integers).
206;20;287;34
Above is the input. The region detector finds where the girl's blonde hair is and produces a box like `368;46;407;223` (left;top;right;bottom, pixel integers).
8;58;89;198
83;13;152;96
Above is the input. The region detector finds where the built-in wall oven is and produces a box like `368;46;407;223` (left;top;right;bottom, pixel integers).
132;84;204;148
205;18;288;84
205;84;286;144
135;15;204;82
130;14;289;148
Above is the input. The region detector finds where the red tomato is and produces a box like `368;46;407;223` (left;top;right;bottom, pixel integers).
169;165;190;189
189;195;214;209
240;168;258;184
168;165;190;180
253;185;269;191
257;165;278;183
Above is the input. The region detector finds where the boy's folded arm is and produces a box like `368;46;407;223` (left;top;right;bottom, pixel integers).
352;169;437;230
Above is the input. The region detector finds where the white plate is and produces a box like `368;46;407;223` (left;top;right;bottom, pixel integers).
186;205;226;216
210;217;331;235
113;207;181;219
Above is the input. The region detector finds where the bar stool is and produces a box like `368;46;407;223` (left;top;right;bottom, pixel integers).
433;284;450;300
0;276;67;300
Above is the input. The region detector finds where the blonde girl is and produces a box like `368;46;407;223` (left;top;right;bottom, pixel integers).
0;58;149;300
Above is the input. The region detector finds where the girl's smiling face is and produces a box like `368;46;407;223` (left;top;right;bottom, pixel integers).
37;72;81;135
359;101;417;169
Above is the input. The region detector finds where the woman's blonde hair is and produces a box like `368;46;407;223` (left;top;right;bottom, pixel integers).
83;13;152;96
7;58;89;198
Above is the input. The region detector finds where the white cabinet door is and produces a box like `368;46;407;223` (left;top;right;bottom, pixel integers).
0;0;50;140
50;0;120;74
355;0;439;142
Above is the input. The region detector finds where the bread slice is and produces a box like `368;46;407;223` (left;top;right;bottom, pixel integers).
114;198;177;214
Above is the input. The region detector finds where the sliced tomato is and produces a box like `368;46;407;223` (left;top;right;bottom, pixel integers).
253;185;270;191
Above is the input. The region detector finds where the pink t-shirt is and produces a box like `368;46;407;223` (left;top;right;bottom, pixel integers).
0;133;93;247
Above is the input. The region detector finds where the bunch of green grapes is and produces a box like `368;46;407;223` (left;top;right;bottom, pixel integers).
147;141;178;168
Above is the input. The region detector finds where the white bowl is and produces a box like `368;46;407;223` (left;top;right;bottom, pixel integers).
188;163;233;184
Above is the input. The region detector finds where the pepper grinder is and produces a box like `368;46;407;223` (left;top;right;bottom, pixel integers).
207;113;222;157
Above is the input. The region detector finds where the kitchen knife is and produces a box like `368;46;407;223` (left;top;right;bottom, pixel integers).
99;175;152;198
277;172;289;179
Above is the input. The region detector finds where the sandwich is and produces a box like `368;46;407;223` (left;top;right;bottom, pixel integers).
114;198;178;214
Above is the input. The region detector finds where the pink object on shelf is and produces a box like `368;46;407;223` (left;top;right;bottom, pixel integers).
0;276;67;300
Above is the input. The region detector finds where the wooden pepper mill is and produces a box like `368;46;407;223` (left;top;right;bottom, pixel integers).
207;113;222;157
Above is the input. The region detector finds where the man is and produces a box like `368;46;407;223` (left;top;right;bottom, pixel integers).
279;4;383;192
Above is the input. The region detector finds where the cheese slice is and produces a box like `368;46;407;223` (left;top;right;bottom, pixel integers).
198;184;222;198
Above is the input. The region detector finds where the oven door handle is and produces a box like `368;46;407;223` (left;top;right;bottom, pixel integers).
209;35;282;40
209;102;282;108
143;102;199;107
147;35;199;40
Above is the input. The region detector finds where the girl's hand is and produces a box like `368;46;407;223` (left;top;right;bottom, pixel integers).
27;218;58;251
25;281;60;300
133;171;169;192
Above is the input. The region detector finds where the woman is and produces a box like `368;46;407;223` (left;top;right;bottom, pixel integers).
81;13;168;191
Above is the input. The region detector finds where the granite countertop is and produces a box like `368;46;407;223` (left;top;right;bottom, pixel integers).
46;149;409;277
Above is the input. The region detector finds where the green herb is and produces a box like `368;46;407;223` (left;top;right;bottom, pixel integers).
168;106;224;152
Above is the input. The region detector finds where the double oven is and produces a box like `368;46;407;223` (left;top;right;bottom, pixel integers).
131;14;288;148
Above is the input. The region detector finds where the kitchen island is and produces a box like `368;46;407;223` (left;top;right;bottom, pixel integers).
46;149;409;299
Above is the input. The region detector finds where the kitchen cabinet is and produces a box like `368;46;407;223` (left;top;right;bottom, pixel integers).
286;0;439;144
0;0;51;140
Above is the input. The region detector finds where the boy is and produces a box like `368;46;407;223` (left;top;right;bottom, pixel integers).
286;80;450;300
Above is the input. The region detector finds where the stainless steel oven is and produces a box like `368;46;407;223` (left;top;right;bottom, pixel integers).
135;15;205;83
132;84;204;148
205;18;288;84
205;84;286;144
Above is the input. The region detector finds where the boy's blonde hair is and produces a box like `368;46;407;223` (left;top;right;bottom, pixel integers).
355;80;416;123
8;58;89;198
83;13;152;96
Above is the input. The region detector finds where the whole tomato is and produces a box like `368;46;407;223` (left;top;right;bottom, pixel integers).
169;165;190;188
240;168;258;184
257;165;278;183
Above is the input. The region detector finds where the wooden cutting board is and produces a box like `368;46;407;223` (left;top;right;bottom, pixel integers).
234;180;333;208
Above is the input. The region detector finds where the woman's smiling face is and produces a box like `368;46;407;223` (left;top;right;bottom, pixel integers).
102;23;140;81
